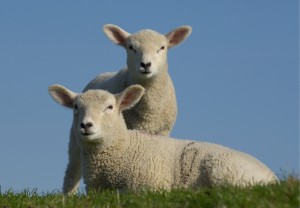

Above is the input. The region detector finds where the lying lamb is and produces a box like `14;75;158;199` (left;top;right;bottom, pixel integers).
49;84;278;192
63;24;192;194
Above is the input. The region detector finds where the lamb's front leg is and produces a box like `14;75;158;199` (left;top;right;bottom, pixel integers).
62;128;81;195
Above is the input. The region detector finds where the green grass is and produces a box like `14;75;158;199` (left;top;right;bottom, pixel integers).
0;177;299;208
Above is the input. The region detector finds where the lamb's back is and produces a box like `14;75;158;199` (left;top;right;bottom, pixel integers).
177;141;278;187
83;68;129;93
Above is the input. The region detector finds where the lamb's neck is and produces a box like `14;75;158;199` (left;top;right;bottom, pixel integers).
141;72;169;90
129;69;171;102
123;66;175;134
83;131;131;157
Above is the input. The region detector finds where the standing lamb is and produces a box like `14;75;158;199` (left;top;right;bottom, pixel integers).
63;24;192;194
84;24;192;135
49;84;278;192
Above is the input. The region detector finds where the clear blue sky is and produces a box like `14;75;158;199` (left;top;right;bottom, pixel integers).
0;1;298;193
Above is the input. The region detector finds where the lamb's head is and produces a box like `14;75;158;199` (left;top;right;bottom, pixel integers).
103;24;192;81
49;84;145;146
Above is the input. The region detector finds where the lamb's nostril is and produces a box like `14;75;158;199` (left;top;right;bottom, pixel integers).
81;122;93;129
86;122;93;128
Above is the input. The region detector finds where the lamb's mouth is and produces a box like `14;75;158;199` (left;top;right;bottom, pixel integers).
140;71;152;74
81;132;96;136
80;133;101;143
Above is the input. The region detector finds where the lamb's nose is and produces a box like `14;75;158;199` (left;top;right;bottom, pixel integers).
141;62;151;70
80;122;93;130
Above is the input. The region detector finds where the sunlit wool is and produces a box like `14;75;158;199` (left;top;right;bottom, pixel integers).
49;85;278;193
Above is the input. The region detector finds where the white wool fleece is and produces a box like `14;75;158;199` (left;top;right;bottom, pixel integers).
49;85;278;193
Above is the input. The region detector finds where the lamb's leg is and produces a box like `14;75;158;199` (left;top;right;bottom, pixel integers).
62;127;81;195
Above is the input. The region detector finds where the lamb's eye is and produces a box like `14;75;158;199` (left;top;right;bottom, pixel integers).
104;105;113;111
128;45;136;53
157;46;165;53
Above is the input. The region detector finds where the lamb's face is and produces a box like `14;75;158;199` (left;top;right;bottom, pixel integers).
72;90;119;145
103;24;192;82
49;84;145;148
125;30;168;81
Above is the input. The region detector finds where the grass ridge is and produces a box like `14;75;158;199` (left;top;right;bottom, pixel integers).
0;178;299;208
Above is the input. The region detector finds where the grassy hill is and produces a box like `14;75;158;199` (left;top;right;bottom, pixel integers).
0;177;298;208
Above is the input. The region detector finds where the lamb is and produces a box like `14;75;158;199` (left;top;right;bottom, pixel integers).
49;84;278;192
84;24;192;135
62;24;192;194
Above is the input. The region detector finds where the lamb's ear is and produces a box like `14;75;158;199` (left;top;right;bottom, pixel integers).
165;25;192;48
116;85;145;112
48;84;78;108
103;24;131;47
